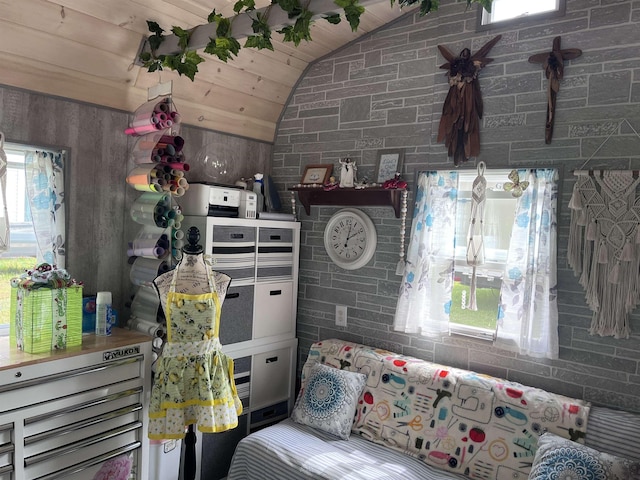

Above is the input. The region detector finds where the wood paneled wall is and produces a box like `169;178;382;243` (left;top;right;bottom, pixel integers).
0;84;272;318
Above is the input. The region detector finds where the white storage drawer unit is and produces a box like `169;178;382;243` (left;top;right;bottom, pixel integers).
182;216;300;345
0;330;152;480
178;216;301;480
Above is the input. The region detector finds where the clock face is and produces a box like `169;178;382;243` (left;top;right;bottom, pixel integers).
324;209;377;270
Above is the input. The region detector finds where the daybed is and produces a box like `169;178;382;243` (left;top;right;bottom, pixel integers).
227;339;640;479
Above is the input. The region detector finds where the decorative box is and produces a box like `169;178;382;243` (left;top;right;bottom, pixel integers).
9;264;83;354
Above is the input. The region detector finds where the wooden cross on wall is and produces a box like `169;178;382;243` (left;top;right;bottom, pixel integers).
528;36;582;144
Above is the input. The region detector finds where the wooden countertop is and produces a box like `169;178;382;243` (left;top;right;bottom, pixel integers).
0;328;153;371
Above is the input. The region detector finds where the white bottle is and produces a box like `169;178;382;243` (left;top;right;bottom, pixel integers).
253;173;264;213
96;291;112;336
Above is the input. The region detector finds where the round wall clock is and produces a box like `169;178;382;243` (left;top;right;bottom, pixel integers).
324;208;377;270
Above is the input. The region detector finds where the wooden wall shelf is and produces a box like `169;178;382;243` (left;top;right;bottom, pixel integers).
289;187;407;218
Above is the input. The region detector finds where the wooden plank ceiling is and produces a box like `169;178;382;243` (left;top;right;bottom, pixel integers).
0;0;410;142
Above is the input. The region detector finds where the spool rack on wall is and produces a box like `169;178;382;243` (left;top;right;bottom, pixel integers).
124;82;189;344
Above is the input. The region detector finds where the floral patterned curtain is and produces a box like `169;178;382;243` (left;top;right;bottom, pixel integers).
25;150;66;268
495;169;559;359
393;171;459;337
0;133;8;252
394;168;559;359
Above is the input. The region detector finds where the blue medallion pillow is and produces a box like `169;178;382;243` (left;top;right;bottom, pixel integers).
291;363;366;440
530;433;640;480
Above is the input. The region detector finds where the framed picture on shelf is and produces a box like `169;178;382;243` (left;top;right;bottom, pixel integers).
300;164;333;185
375;149;405;183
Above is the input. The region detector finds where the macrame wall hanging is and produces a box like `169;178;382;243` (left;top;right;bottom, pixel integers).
466;161;487;310
568;119;640;338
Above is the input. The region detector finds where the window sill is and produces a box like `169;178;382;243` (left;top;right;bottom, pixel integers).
450;324;495;342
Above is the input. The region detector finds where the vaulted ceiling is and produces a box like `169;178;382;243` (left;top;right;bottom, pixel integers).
0;0;411;142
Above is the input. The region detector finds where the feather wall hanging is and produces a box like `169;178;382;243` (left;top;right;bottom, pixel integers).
436;35;501;166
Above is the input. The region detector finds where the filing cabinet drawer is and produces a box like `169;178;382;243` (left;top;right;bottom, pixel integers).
258;227;293;244
211;225;256;282
219;285;254;344
250;400;289;430
251;346;295;410
253;282;294;339
257;227;294;281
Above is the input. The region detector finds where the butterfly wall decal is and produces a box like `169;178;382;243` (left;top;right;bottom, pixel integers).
503;170;529;197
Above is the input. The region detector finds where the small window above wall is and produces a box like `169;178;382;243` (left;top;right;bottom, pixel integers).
478;0;565;30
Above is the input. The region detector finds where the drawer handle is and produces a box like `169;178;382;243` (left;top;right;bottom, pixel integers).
231;233;244;239
270;235;281;240
269;290;282;296
260;408;276;418
32;441;141;480
0;443;14;455
0;464;13;475
226;292;240;299
266;356;278;363
15;371;22;378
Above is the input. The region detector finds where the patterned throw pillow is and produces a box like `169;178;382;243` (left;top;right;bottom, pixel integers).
291;363;366;440
530;433;640;480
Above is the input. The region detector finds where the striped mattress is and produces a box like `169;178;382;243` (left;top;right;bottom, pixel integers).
226;407;640;480
227;418;466;480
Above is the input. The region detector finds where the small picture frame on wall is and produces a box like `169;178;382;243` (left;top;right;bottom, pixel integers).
300;164;333;185
375;149;405;183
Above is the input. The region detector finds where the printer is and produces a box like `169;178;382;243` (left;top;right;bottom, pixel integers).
179;183;257;219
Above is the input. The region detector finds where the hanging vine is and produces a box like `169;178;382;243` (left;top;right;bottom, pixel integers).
139;0;493;81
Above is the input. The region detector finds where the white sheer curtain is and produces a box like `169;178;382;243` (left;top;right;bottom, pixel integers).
495;168;559;359
24;150;66;268
393;171;458;337
394;168;559;359
0;133;8;253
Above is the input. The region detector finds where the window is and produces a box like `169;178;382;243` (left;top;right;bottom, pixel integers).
479;0;565;28
449;170;517;339
0;145;37;332
394;168;559;359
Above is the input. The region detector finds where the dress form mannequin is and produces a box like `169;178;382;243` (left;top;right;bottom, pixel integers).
148;227;241;480
153;227;231;307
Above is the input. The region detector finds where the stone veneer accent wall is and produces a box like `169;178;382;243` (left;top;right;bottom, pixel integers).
271;0;640;411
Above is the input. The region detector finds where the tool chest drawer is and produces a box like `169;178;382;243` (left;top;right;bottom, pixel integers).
0;356;145;414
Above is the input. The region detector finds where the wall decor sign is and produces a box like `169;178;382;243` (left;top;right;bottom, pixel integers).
375;149;404;183
300;164;332;185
